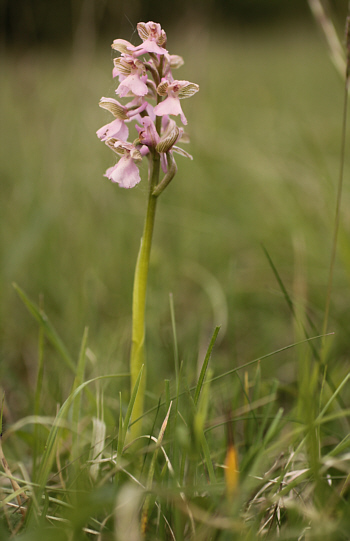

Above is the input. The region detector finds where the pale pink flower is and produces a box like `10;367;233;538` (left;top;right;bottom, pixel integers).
105;160;140;188
114;57;148;97
132;21;168;56
104;141;143;189
154;95;186;125
153;80;199;125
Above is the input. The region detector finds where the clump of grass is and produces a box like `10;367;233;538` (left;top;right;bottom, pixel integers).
1;282;350;539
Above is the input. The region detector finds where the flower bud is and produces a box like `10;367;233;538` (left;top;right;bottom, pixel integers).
136;117;160;148
170;55;184;69
156;120;182;153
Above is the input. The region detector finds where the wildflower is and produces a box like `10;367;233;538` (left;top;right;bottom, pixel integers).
104;140;143;189
97;21;199;440
114;57;148;97
133;21;168;56
154;80;199;125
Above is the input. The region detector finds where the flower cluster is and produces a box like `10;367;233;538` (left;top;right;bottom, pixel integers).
97;22;199;191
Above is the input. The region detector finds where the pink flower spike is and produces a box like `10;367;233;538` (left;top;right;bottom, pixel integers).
105;157;141;189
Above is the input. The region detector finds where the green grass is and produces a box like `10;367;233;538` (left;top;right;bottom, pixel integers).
1;19;350;539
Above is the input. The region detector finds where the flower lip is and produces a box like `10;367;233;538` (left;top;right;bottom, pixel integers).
153;95;187;125
105;157;141;189
116;74;148;98
104;140;143;189
96;119;129;142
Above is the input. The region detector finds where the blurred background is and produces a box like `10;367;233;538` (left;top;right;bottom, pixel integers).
0;0;347;50
1;0;350;418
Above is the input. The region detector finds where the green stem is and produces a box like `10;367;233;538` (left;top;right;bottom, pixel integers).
130;149;160;439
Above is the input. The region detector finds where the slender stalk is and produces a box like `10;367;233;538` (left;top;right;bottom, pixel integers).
322;75;349;349
130;148;160;439
321;4;350;356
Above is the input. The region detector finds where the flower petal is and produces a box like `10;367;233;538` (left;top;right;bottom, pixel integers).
96;119;129;142
133;40;168;55
116;74;148;97
153;96;187;125
105;157;141;188
111;39;136;54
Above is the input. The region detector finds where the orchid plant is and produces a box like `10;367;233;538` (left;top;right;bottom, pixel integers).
97;22;199;438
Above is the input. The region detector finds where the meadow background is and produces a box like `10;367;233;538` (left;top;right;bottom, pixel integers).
1;0;350;538
1;0;348;416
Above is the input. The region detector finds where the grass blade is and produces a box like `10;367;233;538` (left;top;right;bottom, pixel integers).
25;372;129;527
13;283;76;374
123;365;144;442
194;326;220;406
71;327;89;465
